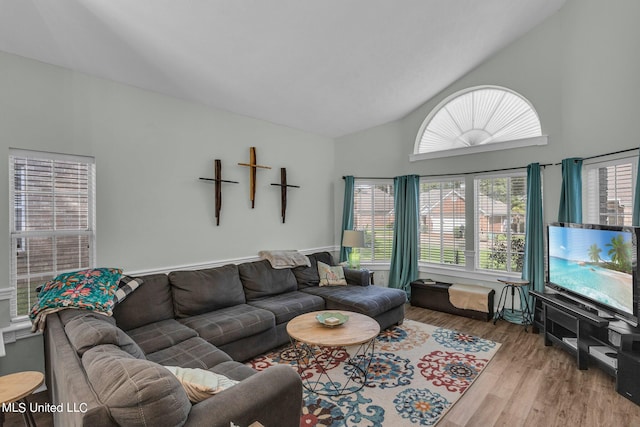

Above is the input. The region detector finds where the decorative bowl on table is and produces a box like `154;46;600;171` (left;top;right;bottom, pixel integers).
316;312;349;328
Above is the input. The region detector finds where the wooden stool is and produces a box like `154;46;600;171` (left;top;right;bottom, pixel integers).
0;371;44;427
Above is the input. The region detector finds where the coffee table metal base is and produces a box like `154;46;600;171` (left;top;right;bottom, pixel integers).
289;338;376;396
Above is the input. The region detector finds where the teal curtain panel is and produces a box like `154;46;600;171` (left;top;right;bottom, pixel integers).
389;175;419;296
340;176;355;263
522;163;544;311
558;158;583;223
633;149;640;226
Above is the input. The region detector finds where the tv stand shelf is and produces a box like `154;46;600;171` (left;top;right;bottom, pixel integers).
531;290;640;405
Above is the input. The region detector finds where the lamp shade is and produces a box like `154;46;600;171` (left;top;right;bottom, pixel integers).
342;230;365;248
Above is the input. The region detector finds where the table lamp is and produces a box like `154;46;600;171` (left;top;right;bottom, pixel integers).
342;230;365;269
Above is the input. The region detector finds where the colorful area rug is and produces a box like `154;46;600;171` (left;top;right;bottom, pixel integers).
246;319;501;426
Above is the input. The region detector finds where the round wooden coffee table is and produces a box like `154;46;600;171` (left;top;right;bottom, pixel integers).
0;371;44;427
286;311;380;396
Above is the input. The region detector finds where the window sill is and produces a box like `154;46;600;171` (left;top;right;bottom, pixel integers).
361;261;521;284
418;263;521;283
1;319;37;357
410;135;548;161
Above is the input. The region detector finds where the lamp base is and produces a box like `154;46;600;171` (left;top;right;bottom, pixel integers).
348;251;361;269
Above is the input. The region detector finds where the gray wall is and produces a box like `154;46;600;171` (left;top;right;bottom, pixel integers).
334;0;640;283
0;50;335;374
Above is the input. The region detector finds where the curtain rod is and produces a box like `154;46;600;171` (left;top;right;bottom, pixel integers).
554;147;639;165
343;146;640;180
342;163;552;180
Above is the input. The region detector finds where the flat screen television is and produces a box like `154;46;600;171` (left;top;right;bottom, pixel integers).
547;222;639;325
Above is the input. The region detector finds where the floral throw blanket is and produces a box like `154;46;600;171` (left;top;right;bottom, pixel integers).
29;268;122;332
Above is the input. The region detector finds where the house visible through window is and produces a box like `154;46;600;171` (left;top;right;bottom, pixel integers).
475;173;527;273
419;178;466;266
9;149;96;318
583;157;637;226
353;181;394;262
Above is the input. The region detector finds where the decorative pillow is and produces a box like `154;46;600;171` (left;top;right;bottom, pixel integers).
29;268;122;331
317;261;347;287
114;276;144;304
164;366;239;403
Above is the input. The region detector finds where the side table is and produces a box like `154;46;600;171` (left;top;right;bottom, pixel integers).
0;371;44;427
493;277;533;331
286;311;380;396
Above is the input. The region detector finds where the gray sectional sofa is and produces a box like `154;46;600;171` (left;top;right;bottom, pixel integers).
43;251;407;427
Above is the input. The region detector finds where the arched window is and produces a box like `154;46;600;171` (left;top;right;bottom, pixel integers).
411;86;546;161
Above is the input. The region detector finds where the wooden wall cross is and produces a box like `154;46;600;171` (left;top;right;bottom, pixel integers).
238;147;271;208
199;159;238;226
270;168;300;223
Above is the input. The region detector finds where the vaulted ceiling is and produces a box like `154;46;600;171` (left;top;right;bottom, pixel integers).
0;0;566;137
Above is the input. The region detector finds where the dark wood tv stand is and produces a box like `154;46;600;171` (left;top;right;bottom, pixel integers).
531;290;640;405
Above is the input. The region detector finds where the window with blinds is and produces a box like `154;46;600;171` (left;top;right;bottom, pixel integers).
474;173;527;273
419;178;466;266
9;149;96;318
583;158;636;226
353;181;394;262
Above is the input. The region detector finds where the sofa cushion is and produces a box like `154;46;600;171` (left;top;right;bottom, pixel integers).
178;304;274;347
238;259;298;300
58;308;117;326
126;319;198;354
113;274;175;331
65;315;119;356
116;330;146;359
247;291;324;324
210;361;256;381
145;337;231;369
83;345;190;427
168;264;246;318
64;313;145;358
292;251;334;288
301;285;407;318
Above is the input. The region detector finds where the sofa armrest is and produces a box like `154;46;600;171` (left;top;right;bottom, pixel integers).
185;365;302;427
344;268;371;286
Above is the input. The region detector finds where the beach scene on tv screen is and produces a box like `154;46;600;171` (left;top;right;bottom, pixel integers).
548;226;634;315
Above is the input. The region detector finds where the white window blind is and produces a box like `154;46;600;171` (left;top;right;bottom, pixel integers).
474;173;527;273
583;158;636;226
9;149;96;318
413;86;544;160
353;181;394;262
419;178;466;266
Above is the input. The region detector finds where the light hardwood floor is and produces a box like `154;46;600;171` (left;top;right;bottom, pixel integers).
405;304;640;427
4;304;640;427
